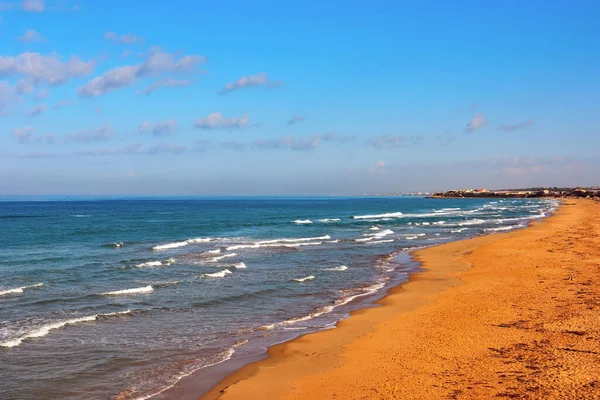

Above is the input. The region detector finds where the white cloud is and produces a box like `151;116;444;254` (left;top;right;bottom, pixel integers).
286;115;304;125
369;160;388;174
138;119;177;136
18;29;45;42
253;133;354;151
78;48;205;97
22;0;44;12
219;72;282;94
64;123;114;142
26;103;46;116
194;112;249;130
14;123;114;144
466;113;488;132
77;65;140;97
12;127;36;143
0;81;20;114
0;52;95;85
142;78;191;95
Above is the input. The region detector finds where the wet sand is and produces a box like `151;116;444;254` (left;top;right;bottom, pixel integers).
199;199;600;399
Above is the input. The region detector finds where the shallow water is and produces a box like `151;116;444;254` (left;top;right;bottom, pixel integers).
0;196;558;400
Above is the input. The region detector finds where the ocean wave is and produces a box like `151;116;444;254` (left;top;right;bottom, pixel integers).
0;310;131;348
451;228;468;233
292;219;313;224
136;258;174;268
101;286;154;296
232;262;247;269
324;265;348;271
369;226;380;230
73;214;91;218
226;236;330;251
317;218;340;223
0;283;44;297
368;239;395;244
293;275;315;283
457;219;486;226
355;228;394;242
211;253;237;262
206;249;221;254
484;224;524;233
262;280;386;330
152;237;212;251
353;211;403;220
201;269;232;278
123;338;247;400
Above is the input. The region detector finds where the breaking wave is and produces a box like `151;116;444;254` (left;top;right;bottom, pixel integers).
101;286;154;296
152;237;212;251
201;269;232;279
0;310;132;348
293;275;315;283
353;212;403;220
0;283;44;297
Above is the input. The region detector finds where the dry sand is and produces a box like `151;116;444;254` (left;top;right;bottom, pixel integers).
200;199;600;399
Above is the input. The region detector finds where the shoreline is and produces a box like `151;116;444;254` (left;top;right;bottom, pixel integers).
190;199;599;399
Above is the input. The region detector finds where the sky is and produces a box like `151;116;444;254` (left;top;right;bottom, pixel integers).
0;0;599;195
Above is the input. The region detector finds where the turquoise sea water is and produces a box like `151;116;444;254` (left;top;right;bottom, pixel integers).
0;197;558;399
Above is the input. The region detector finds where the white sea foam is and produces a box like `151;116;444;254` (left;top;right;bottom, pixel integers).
406;236;418;240
484;224;524;233
293;275;315;283
257;235;330;245
356;228;394;242
202;269;232;278
369;226;380;231
137;261;162;267
211;253;237;262
101;286;154;296
226;236;330;251
0;283;43;297
318;218;341;223
263;280;387;330
325;265;348;271
152;237;212;251
136;258;174;267
206;249;221;254
451;228;468;233
292;219;313;224
368;239;395;244
0;310;131;348
353;211;403;220
457;219;486;226
232;262;247;269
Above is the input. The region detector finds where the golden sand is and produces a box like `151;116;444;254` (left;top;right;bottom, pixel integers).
200;199;600;399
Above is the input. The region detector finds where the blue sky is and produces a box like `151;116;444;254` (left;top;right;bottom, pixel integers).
1;0;598;195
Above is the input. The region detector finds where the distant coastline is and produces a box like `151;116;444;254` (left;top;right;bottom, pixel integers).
429;186;600;199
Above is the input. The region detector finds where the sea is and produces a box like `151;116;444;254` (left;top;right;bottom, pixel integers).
0;196;559;400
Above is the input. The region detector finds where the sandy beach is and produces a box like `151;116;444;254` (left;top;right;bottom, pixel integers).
199;199;600;399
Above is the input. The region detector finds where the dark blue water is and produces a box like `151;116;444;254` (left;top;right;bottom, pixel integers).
0;197;558;400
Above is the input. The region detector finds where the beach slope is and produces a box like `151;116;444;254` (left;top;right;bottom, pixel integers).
200;199;600;399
